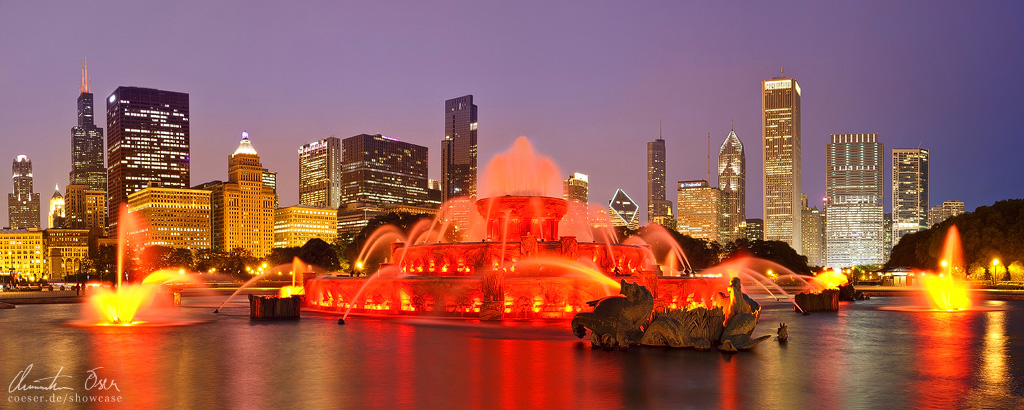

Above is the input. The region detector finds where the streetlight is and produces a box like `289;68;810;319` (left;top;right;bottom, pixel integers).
992;259;1001;285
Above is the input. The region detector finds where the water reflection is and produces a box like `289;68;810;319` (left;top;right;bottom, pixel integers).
4;300;1024;408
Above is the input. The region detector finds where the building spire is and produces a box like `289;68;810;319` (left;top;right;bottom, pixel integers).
707;132;711;182
731;118;734;132
80;58;90;94
659;117;662;140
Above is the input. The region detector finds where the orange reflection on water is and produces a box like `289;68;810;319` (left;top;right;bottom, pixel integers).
912;313;972;409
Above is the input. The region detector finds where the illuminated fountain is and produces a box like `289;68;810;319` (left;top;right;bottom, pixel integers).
921;226;973;311
78;206;201;326
879;226;987;313
305;137;740;320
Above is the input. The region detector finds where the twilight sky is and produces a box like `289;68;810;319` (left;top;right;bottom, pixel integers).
1;1;1022;228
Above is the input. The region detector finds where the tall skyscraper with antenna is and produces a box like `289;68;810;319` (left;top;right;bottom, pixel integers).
647;120;671;227
70;59;106;191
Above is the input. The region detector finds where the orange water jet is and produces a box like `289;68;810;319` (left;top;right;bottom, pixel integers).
921;226;972;311
809;270;849;292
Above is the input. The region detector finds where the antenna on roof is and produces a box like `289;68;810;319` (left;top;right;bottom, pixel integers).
80;58;90;94
707;133;711;183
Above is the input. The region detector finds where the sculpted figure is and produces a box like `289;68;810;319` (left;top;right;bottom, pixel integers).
571;280;654;350
718;313;771;352
639;315;712;350
724;277;760;322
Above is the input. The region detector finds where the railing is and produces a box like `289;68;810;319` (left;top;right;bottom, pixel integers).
0;290;80;299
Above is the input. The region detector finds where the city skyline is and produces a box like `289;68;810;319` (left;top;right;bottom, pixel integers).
2;2;1022;229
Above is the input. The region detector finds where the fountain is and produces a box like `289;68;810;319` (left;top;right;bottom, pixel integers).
880;226;995;312
920;226;974;311
78;206;202;326
304;137;732;320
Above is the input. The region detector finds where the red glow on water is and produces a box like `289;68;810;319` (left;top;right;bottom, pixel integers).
912;313;973;409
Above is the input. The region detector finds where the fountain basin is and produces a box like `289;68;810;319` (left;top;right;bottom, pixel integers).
304;275;726;320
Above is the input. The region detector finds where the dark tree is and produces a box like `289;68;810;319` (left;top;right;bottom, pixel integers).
724;238;811;274
267;247;301;267
218;247;258;278
887;199;1024;274
297;238;341;271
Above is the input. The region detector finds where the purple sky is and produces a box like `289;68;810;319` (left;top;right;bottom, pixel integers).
1;1;1022;228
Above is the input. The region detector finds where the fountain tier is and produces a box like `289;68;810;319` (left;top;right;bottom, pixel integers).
305;195;726;320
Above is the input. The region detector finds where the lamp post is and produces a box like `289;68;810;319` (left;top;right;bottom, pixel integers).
992;259;1001;285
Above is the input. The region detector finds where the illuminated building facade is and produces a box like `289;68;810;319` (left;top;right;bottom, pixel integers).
341;134;429;207
49;186;65;229
8;155;41;230
201;133;275;257
607;189;640;230
891;148;929;244
647;137;671;226
718;129;745;243
44;228;90;280
441;95;478;201
274;205;338;248
762;76;802;253
298;137;341;209
676;180;720;242
336;203;437;237
0;229;46;280
927;200;965;227
744;219;763;242
801;194;826;267
825;133;884;267
127;184;212;250
106;87;189;237
70;59;106;191
64;185;105;230
563;172;589;204
262;168;278;209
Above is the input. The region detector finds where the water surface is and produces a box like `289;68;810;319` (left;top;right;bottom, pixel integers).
1;297;1022;409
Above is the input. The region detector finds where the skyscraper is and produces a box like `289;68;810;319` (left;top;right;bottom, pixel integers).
441;95;478;201
608;189;640;230
262;168;278;209
64;185;105;230
8;155;41;229
341;134;429;207
892;148;929;244
762;76;802;253
298;137;341;208
825;133;884;267
718;128;746;243
70;59;105;191
676;180;720;242
744;219;764;242
49;185;65;229
202;132;275;256
563;172;589;204
647;134;671;226
801;194;826;267
106;87;189;237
